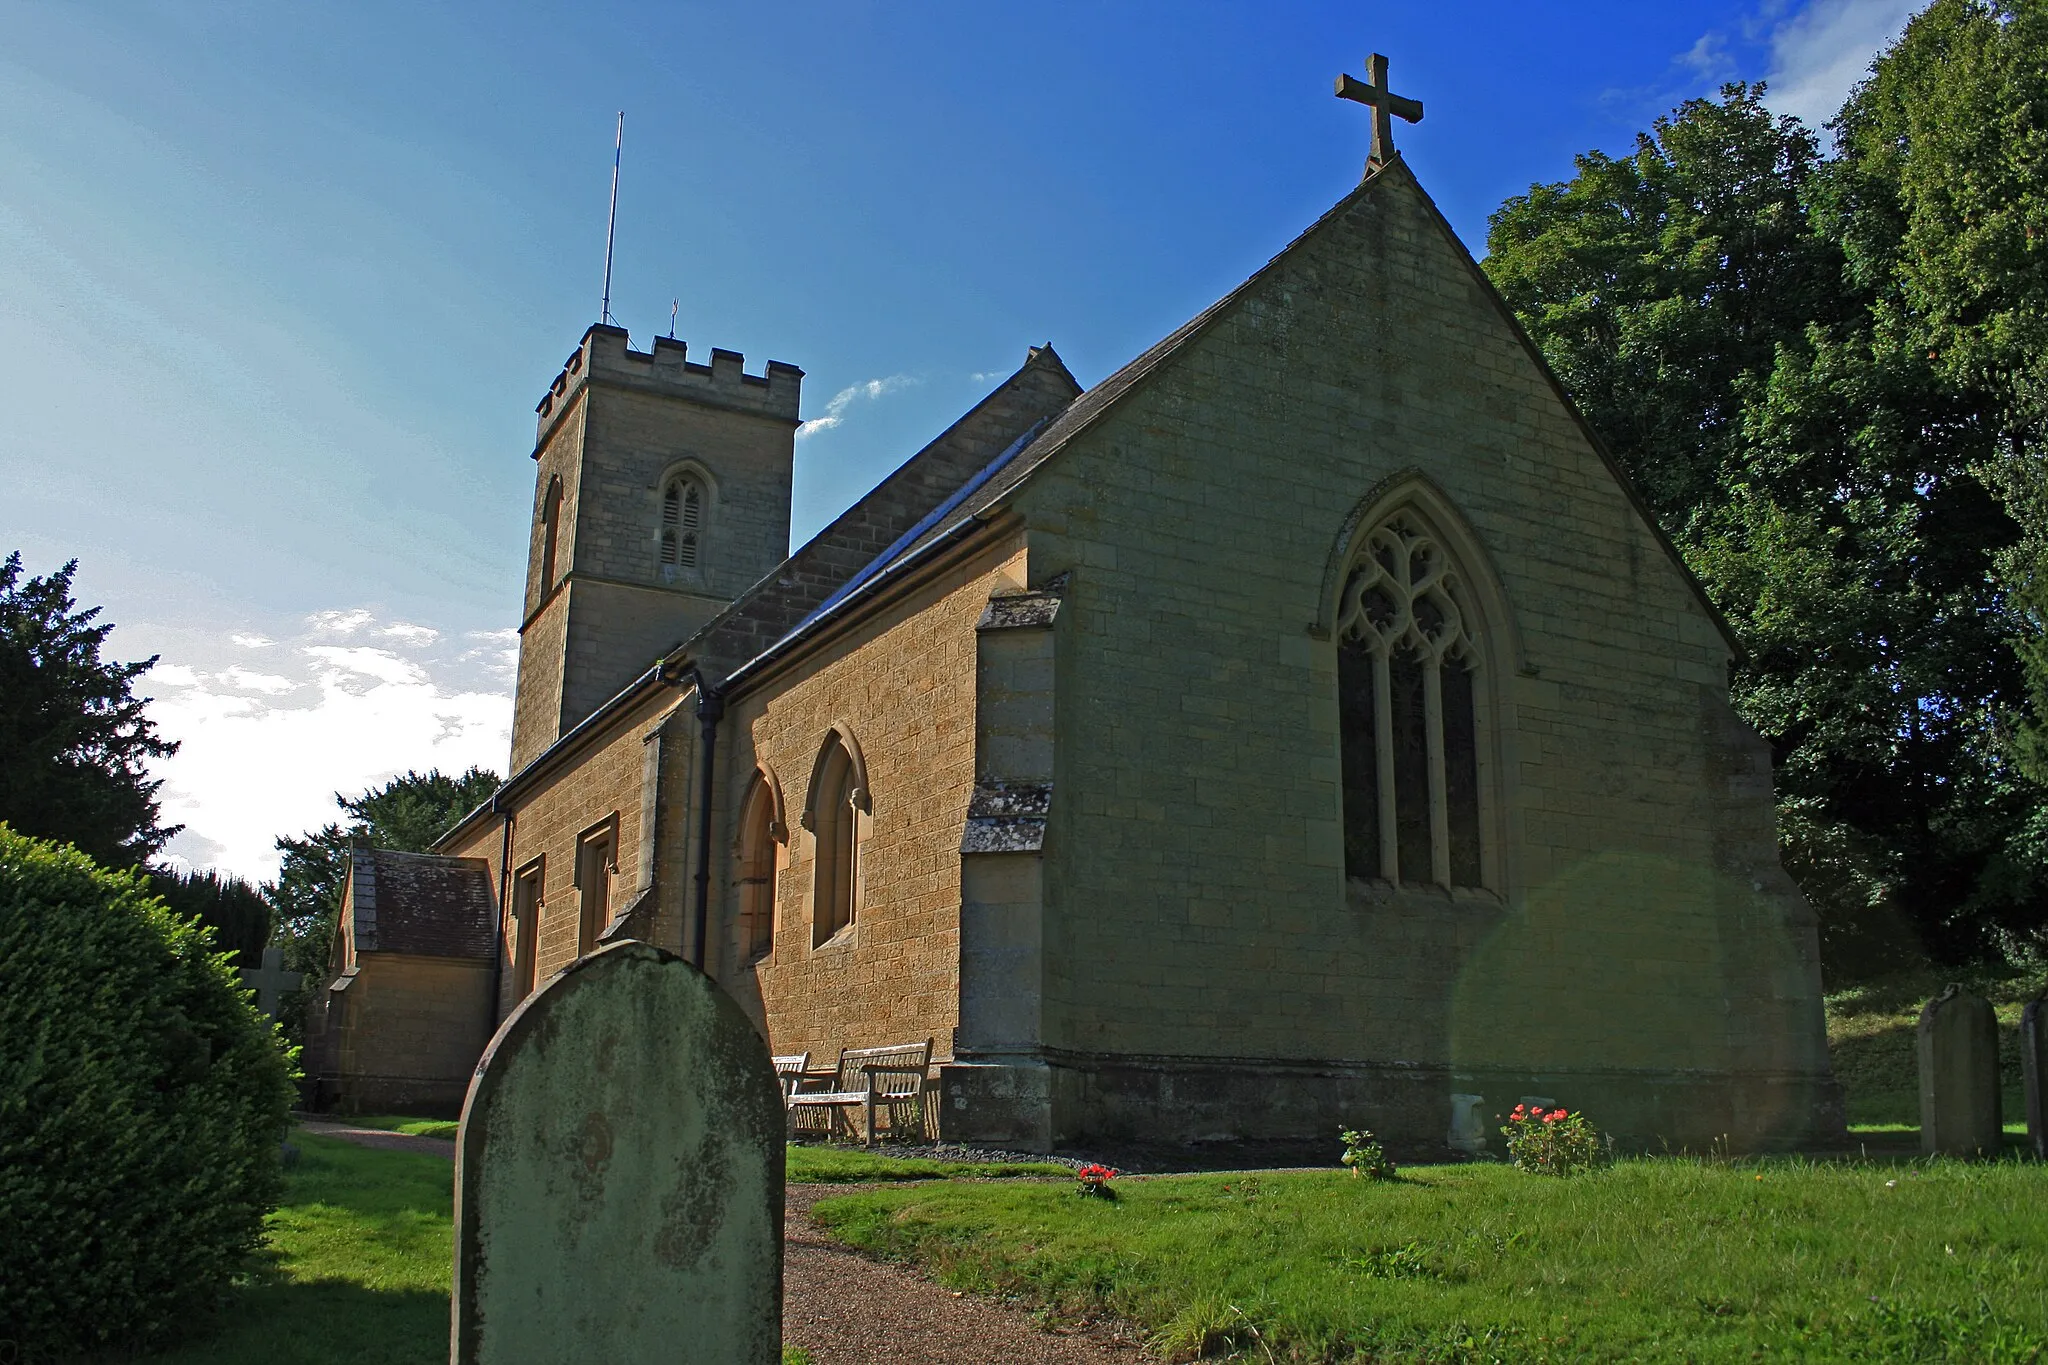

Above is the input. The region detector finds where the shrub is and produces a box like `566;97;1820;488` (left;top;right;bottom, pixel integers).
0;826;297;1360
1339;1125;1397;1180
1499;1104;1605;1177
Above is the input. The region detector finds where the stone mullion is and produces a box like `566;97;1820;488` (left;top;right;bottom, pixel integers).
1424;654;1450;887
1372;647;1398;881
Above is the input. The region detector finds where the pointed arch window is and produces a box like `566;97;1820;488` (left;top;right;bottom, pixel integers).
1336;509;1486;889
804;730;868;947
539;475;564;590
735;772;782;962
660;475;705;571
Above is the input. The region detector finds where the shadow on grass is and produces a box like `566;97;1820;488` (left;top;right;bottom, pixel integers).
144;1271;447;1365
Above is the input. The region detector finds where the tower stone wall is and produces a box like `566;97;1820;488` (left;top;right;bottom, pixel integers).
510;325;802;771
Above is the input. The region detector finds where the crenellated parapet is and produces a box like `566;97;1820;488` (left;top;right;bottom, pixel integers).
534;324;803;451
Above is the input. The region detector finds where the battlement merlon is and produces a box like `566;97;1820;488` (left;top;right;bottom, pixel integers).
533;324;804;455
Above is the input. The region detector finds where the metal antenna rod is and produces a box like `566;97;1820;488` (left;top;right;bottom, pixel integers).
669;297;678;339
600;112;623;326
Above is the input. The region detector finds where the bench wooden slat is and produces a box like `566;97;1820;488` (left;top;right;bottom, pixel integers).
784;1039;932;1145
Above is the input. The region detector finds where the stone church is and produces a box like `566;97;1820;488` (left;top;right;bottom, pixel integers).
316;145;1842;1150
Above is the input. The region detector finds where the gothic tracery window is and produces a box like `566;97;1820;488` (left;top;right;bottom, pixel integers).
660;475;704;570
1336;509;1485;889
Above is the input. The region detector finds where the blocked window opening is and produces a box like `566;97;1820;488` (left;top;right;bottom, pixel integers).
510;857;544;998
1335;510;1485;889
574;820;616;955
660;476;704;570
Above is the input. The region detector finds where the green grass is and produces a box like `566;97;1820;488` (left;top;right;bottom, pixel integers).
785;1143;1071;1183
137;1133;1020;1362
340;1114;462;1140
1826;967;2039;1131
814;1157;2048;1363
147;1132;453;1364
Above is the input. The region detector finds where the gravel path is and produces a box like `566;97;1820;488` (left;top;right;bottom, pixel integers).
783;1184;1144;1364
296;1122;1146;1362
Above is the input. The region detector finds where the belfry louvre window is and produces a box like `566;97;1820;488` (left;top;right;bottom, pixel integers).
1336;509;1484;889
660;476;704;570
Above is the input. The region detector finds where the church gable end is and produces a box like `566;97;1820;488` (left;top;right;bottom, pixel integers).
987;155;1832;1151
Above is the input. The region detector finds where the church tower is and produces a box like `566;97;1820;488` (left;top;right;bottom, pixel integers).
509;324;802;771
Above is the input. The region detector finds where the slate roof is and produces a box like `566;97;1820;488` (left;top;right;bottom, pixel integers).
347;847;497;961
675;343;1082;676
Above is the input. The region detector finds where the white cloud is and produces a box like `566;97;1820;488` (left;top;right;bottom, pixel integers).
146;611;512;883
1764;0;1923;130
304;607;373;635
795;374;919;439
217;666;296;695
970;370;1007;383
305;644;429;688
229;633;274;649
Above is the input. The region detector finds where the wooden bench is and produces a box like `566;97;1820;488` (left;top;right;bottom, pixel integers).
786;1039;932;1146
771;1052;811;1103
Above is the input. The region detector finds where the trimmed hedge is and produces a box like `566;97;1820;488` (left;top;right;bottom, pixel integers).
0;826;297;1360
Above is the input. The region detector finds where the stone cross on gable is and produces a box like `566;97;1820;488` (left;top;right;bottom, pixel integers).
1335;52;1424;169
241;945;305;1020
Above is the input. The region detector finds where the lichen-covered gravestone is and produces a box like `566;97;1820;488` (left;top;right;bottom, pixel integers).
2022;991;2048;1161
1918;984;2001;1158
452;940;785;1364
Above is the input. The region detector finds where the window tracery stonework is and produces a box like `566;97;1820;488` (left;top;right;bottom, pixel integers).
659;475;704;572
1336;510;1486;889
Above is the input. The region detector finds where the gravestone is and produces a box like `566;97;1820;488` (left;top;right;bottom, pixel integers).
1918;984;2001;1157
240;945;303;1020
452;940;785;1364
2021;992;2048;1161
1447;1094;1487;1154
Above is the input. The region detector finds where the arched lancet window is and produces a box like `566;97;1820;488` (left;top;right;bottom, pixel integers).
660;474;705;571
1335;507;1486;889
805;731;868;947
539;475;564;590
735;772;782;962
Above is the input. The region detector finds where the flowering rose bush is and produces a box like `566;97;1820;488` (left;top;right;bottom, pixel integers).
1338;1126;1397;1180
1500;1104;1605;1176
1075;1163;1119;1199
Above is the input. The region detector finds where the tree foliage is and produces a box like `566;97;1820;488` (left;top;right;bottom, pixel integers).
268;767;500;983
150;867;273;970
1483;8;2048;969
0;552;178;867
0;826;295;1359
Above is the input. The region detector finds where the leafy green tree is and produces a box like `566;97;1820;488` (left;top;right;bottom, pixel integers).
1485;61;2048;967
268;767;499;982
0;552;179;867
149;867;272;970
1484;84;1847;522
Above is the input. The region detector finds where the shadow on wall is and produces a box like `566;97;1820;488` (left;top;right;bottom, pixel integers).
1447;850;1832;1144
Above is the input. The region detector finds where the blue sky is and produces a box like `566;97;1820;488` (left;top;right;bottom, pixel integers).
0;0;1922;878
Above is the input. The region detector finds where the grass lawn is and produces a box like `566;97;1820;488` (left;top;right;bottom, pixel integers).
1827;968;2038;1130
786;1143;1070;1182
138;1132;1014;1362
147;1132;452;1364
339;1114;462;1140
815;1157;2048;1363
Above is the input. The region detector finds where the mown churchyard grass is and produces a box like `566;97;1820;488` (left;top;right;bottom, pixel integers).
812;1157;2048;1363
786;1143;1071;1182
344;1114;461;1140
137;1131;1022;1362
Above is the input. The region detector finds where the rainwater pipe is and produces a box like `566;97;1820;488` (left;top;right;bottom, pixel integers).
682;669;725;971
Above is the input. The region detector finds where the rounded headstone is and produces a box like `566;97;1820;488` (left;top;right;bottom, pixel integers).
453;940;784;1364
1918;983;2002;1158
